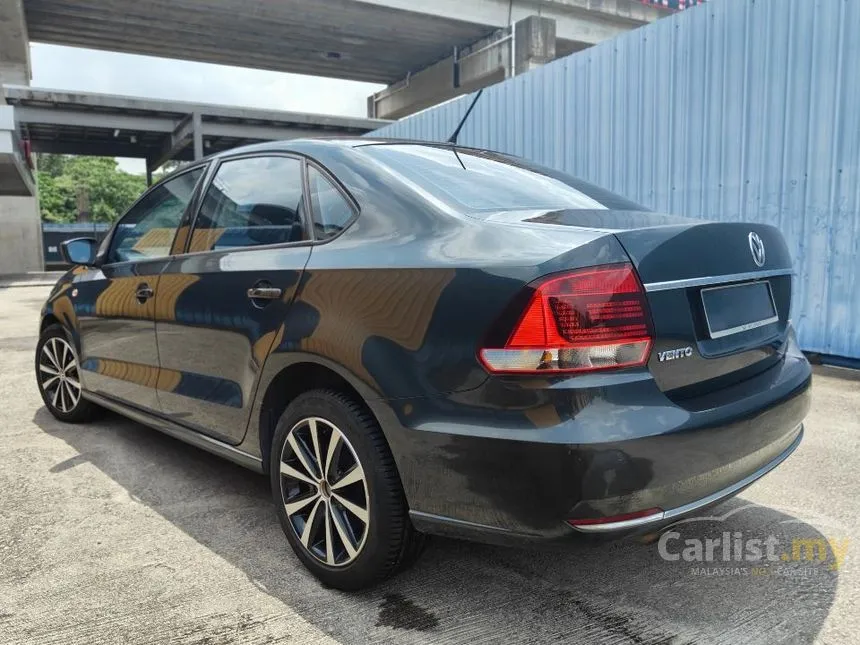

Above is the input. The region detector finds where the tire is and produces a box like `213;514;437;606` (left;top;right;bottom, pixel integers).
270;389;424;590
35;324;101;423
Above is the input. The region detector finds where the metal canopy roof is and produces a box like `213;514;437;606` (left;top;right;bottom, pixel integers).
5;86;387;170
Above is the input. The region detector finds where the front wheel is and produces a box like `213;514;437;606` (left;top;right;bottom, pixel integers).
36;324;101;423
270;389;423;590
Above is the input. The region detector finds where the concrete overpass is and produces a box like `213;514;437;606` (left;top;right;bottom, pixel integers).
0;0;666;273
8;0;664;119
6;86;386;181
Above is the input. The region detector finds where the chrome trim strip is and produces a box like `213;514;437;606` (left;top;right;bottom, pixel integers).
572;426;803;532
643;269;792;292
409;511;516;534
701;281;779;339
572;512;665;532
707;316;779;339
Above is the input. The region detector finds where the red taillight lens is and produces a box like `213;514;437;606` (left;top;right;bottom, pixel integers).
567;507;664;529
479;263;653;374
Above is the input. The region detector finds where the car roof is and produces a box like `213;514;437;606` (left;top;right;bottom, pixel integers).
206;137;476;159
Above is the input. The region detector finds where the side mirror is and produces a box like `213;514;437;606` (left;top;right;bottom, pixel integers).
60;237;99;266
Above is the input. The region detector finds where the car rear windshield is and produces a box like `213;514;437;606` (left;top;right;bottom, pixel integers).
359;144;646;214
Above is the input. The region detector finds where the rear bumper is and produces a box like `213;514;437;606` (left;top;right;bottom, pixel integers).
570;425;803;533
370;333;811;546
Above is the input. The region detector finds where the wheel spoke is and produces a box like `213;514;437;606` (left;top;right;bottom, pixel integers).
280;461;316;486
331;465;363;491
65;358;77;375
64;381;79;408
42;375;60;390
332;492;368;524
51;380;61;408
58;380;68;412
308;418;324;479
65;376;81;391
324;502;335;565
287;432;319;481
43;340;61;370
300;498;324;548
61;341;70;368
330;503;358;559
284;491;320;516
40;363;60;377
324;429;341;481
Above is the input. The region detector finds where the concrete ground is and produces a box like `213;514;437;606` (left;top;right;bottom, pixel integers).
1;285;857;645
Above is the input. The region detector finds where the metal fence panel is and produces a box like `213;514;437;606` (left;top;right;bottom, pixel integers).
370;0;860;359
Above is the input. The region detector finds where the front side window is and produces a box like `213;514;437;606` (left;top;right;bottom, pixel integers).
190;156;307;252
308;166;355;240
109;167;204;263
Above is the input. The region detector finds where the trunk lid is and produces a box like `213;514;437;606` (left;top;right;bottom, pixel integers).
511;210;795;395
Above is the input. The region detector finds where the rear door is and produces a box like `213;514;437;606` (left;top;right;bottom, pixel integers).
75;166;205;412
155;154;311;444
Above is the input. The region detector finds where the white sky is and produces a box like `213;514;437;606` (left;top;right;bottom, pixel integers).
29;43;385;174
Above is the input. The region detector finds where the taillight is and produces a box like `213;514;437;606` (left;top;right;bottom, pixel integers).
479;263;653;374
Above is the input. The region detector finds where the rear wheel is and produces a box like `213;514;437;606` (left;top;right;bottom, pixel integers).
36;324;100;423
270;389;423;590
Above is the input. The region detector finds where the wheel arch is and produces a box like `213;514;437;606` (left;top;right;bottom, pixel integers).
254;357;385;474
40;313;61;334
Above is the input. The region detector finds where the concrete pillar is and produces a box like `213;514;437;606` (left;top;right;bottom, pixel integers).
0;1;42;273
0;196;43;274
514;16;556;76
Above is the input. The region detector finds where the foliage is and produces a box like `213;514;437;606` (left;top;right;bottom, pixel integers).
36;154;148;223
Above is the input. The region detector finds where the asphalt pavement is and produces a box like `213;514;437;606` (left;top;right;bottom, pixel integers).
1;285;857;644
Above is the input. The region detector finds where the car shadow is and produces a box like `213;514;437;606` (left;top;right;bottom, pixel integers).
34;407;838;644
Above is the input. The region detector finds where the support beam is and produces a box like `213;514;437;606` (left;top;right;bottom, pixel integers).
3;86;387;131
199;122;316;141
353;0;660;44
150;112;196;171
30;139;158;158
192;112;203;160
369;16;555;120
14;106;177;132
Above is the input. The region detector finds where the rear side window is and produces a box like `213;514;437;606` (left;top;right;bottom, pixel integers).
190;156;307;252
308;166;355;240
360;144;644;214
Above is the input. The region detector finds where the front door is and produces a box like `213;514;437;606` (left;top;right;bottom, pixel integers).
75;166;205;412
156;154;311;444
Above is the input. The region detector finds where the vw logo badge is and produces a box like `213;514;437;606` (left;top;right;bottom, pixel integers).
748;232;766;267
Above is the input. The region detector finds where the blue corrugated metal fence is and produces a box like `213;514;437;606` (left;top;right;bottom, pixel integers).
370;0;860;359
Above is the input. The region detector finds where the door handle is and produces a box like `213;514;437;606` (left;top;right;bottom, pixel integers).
135;283;154;303
247;286;282;300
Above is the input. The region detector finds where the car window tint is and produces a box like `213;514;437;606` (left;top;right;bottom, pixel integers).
109;167;204;263
308;166;354;240
190;156;307;252
361;144;613;213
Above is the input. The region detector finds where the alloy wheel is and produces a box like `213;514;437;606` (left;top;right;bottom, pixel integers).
39;337;82;414
279;417;370;567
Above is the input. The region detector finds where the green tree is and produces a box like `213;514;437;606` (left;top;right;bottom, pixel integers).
35;154;148;223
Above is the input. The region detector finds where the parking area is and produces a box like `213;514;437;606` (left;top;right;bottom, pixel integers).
1;284;858;645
